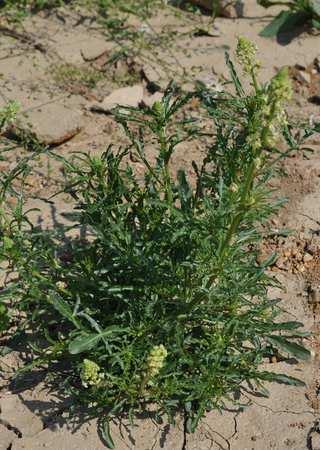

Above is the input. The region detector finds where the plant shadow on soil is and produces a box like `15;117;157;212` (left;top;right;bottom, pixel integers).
276;25;311;46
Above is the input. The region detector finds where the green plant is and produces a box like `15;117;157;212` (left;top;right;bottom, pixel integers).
258;0;320;37
0;101;36;335
51;63;104;89
2;39;319;447
0;101;19;131
0;0;66;14
94;0;184;86
0;0;162;17
1;0;70;10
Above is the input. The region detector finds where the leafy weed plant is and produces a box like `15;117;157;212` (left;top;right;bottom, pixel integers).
0;100;40;333
258;0;320;37
1;39;319;447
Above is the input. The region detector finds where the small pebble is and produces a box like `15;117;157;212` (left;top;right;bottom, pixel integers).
307;243;318;255
276;257;288;270
296;70;311;84
303;253;314;263
308;347;316;359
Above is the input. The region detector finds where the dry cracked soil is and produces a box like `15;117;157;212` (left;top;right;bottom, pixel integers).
0;1;320;449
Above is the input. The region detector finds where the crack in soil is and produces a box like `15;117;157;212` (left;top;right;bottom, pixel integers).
182;411;187;450
0;26;47;54
202;421;231;450
0;417;22;439
242;394;316;416
307;418;320;450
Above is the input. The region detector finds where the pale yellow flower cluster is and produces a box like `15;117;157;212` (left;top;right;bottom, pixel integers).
80;359;104;388
235;37;292;151
236;36;260;75
262;67;292;147
56;281;67;290
146;344;167;378
269;66;292;103
236;39;292;151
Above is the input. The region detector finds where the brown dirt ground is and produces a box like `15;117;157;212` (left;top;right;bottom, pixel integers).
1;1;320;449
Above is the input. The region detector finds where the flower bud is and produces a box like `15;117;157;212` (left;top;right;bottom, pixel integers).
255;157;262;170
152;101;165;120
229;182;239;193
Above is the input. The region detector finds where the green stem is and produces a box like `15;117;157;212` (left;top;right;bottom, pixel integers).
139;373;149;395
251;69;259;94
159;125;173;206
217;158;256;264
216;68;279;268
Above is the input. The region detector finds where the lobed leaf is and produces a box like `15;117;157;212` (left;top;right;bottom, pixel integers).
266;335;310;360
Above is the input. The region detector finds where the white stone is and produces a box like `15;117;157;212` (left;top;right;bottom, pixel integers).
90;85;144;113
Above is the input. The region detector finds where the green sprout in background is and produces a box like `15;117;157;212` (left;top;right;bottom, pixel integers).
258;0;320;37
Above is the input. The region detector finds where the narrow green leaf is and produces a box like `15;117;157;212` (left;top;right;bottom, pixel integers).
100;419;115;449
267;335;310;360
287;331;312;338
177;169;192;210
311;0;320;16
0;285;17;301
312;17;320;28
259;251;277;268
271;321;304;331
69;333;100;354
69;326;126;354
48;292;81;329
186;417;193;434
263;371;306;387
225;52;245;97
